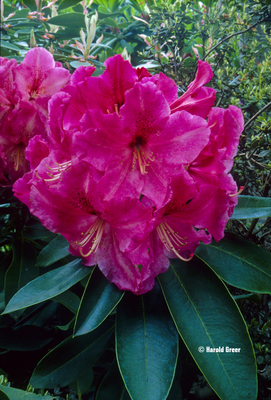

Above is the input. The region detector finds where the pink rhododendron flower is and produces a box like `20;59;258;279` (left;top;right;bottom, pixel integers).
14;53;243;294
0;47;70;186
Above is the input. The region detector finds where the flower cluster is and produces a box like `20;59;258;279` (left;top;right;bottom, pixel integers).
0;48;70;185
13;52;244;294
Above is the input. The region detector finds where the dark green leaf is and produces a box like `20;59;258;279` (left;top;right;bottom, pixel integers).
95;359;130;400
30;319;114;388
0;386;55;399
0;326;53;351
70;368;94;396
74;267;124;336
158;258;257;400
47;13;85;28
36;235;70;267
196;233;271;293
53;290;80;314
231;195;271;219
116;284;178;400
4;241;37;305
4;259;90;313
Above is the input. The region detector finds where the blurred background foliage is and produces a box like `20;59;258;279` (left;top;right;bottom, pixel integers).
1;0;271;399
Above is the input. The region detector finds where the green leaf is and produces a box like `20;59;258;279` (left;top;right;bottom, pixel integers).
74;267;124;336
0;385;55;399
196;232;271;293
158;258;257;400
69;368;94;396
0;41;21;52
0;326;53;351
96;359;130;400
3;259;90;313
4;240;38;305
116;284;178;400
53;290;80;314
30;319;114;388
3;5;16;17
231;195;271;219
47;13;85;28
36;235;70;267
58;0;82;11
0;388;9;400
21;0;37;11
100;17;118;27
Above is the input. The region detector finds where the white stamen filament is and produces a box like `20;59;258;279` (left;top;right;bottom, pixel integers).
44;160;72;182
157;221;193;262
77;218;105;257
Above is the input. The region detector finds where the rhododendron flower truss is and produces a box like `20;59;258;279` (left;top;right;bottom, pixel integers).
13;53;244;295
0;47;70;186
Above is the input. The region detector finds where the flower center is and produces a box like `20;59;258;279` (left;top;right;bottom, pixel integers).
156;220;193;262
77;217;105;257
13;143;25;171
132;146;155;175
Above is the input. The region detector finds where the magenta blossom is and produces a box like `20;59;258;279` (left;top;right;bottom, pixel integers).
14;54;243;294
0;48;70;186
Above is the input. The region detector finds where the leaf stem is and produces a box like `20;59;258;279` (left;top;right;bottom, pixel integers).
244;101;271;130
203;19;263;61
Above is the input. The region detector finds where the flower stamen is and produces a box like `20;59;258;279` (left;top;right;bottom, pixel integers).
44;160;72;182
132;147;155;174
77;218;105;257
157;221;192;262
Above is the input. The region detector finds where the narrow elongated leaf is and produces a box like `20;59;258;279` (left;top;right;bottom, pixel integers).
116;284;178;400
231;195;271;219
36;235;70;267
96;359;130;400
0;41;21;51
74;267;124;336
4;259;90;313
158;258;257;400
0;385;55;399
48;13;85;27
4;241;38;305
30;319;114;388
196;232;271;293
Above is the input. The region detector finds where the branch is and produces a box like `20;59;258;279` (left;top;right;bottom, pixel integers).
203;19;263;61
244;101;271;130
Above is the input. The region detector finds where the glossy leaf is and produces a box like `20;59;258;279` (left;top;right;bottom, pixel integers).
74;267;124;336
70;369;94;397
158;257;257;400
96;359;130;400
36;235;70;267
4;241;38;305
30;319;114;388
196;232;271;293
116;284;178;400
53;290;80;314
3;259;90;313
48;13;85;27
0;385;55;399
231;195;271;219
